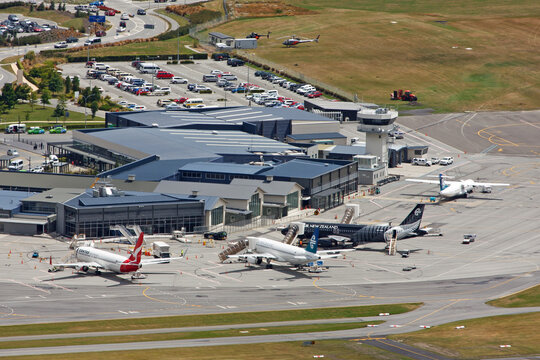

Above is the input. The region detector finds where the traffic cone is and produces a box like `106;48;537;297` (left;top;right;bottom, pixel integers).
21;259;23;264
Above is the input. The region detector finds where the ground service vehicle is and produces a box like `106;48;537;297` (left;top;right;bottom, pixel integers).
391;89;417;101
28;126;45;134
8;159;24;171
50;126;67;134
203;231;227;240
152;241;170;258
6;123;26;133
412;158;432;166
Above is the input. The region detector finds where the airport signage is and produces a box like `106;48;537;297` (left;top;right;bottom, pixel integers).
89;15;106;23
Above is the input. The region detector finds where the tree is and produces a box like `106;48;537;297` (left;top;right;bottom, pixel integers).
90;101;99;120
72;76;80;92
1;83;17;109
48;72;63;93
37;2;45;11
29;91;38;111
53;104;64;118
15;84;30;102
41;89;51;107
30;4;34;12
91;86;101;103
64;76;71;93
49;1;55;10
24;51;35;62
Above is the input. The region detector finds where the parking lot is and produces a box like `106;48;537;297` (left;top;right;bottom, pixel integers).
59;59;320;110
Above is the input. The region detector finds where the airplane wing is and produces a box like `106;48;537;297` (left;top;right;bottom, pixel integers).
228;253;277;261
406;179;449;185
141;256;185;265
327;235;350;242
471;181;510;187
50;261;102;271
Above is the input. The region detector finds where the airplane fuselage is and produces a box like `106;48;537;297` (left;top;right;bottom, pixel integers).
76;247;140;273
248;237;320;265
440;180;475;198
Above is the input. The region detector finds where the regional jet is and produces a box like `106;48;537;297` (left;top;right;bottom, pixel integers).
406;173;509;199
227;228;349;269
49;233;184;279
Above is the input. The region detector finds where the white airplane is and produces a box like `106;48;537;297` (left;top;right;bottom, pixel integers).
49;233;184;279
227;228;350;269
406;173;510;198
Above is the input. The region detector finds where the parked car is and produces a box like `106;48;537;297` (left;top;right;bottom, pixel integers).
227;58;245;67
137;9;146;15
412;158;432;166
120;13;129;20
156;71;174;79
170;76;187;84
105;10;115;16
165;103;182;110
440;156;454;165
28;126;45;134
7;149;19;156
307;91;323;98
49;126;67;134
430;157;440;165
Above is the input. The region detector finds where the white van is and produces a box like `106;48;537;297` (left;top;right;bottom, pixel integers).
8;159;24;171
139;63;161;74
183;98;204;108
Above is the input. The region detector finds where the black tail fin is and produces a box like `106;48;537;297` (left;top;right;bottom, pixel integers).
400;204;425;226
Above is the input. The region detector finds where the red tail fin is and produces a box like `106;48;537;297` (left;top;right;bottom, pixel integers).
128;232;144;263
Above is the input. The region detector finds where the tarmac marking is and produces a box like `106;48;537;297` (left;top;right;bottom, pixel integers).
177;270;221;285
287;301;297;306
373;338;444;360
405;299;464;326
477;124;522;147
459;112;476;138
142;287;201;307
312;278;373;299
200;263;243;282
8;280;50;294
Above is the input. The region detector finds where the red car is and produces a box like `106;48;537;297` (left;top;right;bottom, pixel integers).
156;71;174;79
96;30;106;37
173;97;188;104
105;10;115;16
307;91;323;98
136;89;149;96
86;61;96;68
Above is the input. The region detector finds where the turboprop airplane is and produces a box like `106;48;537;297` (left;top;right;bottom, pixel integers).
49;233;184;279
406;173;509;199
227;228;349;269
281;204;429;247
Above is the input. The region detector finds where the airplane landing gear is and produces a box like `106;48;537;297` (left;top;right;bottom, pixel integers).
131;271;146;280
265;259;273;269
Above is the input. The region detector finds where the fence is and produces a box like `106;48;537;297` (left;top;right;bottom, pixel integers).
188;15;229;42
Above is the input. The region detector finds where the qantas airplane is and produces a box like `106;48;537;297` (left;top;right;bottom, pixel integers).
281;204;429;247
227;228;349;269
49;233;183;279
406;173;510;199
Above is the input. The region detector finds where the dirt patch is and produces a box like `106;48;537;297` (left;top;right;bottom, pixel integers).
36;28;82;43
232;0;314;17
165;4;206;17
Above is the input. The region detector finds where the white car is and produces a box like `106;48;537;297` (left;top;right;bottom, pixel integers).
30;166;44;173
121;13;129;20
440;156;454;165
170;77;188;84
165;103;182;110
7;149;19;156
116;26;126;33
117;100;128;106
412;158;432;166
54;41;68;48
210;70;222;75
133;105;147;111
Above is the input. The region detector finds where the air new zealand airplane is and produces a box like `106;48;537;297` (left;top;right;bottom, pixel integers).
281;204;429;247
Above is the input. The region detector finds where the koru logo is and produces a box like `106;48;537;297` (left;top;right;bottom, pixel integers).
414;208;422;216
310;236;316;247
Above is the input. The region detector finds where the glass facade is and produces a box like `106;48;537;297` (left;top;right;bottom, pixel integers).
63;202;204;238
286;191;299;211
249;193;261;217
211;206;224;226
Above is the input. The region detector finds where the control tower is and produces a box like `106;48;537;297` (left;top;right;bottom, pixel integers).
356;107;398;171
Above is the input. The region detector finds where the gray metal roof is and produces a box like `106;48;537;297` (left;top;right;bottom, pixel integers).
305;99;380;110
0;190;36;211
155;180;264;200
287;132;346;140
230;179;302;196
22;188;85;204
106;106;336;128
209;32;234;39
79;127;301;161
260;159;345;179
323;145;367;155
179;162;270;175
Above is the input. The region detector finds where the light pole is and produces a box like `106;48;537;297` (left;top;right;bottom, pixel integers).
87;26;90;63
177;26;180;62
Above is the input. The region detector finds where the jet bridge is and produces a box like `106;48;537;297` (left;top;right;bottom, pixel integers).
283;222;304;246
218;239;249;263
341;204;360;224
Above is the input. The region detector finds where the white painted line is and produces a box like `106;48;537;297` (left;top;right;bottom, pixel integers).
287;301;297;306
118;310;128;314
216;305;227;309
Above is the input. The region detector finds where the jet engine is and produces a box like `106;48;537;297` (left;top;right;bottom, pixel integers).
246;257;263;265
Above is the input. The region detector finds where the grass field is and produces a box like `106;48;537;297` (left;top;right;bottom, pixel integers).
391;312;540;359
0;321;383;349
0;340;413;360
209;0;540;112
0;104;104;130
155;8;190;27
0;7;75;27
487;284;540;308
69;34;197;57
0;304;420;337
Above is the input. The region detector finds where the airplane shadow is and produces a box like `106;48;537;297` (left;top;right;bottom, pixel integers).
220;263;326;280
41;271;162;286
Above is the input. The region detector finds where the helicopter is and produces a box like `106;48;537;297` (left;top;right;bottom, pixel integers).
246;31;270;40
281;35;320;47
